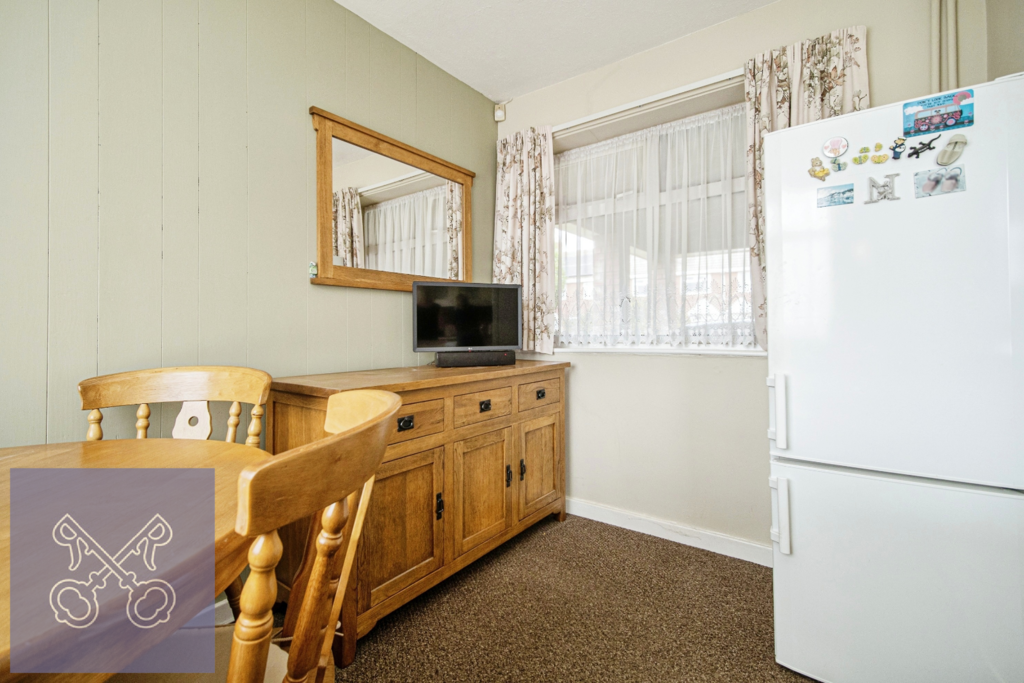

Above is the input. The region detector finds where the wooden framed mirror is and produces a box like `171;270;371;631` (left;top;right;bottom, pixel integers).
310;106;474;291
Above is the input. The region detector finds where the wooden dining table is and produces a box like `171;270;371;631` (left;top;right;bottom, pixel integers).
0;438;269;681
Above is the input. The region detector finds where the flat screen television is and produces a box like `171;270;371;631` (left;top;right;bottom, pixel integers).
413;282;522;352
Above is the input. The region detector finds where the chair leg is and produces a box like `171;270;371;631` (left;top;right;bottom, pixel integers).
334;568;358;668
226;532;282;683
226;575;244;621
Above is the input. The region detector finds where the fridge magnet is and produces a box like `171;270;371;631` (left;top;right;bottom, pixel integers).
822;137;849;158
936;134;967;166
808;157;831;181
830;158;848;172
865;173;900;204
817;183;854;208
852;147;870;165
907;134;941;159
890;138;907;159
871;153;890;164
914;166;966;198
903;89;974;137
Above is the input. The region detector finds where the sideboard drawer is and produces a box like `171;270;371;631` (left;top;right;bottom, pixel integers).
388;398;445;443
518;378;560;412
454;386;512;428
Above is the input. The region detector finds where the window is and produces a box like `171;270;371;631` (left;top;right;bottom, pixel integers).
553;103;753;349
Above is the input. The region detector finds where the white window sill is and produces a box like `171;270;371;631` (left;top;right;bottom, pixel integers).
552;346;766;358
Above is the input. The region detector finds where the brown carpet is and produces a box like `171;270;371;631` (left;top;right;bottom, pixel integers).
335;515;810;683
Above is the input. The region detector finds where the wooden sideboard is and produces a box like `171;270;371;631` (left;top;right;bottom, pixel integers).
266;360;569;665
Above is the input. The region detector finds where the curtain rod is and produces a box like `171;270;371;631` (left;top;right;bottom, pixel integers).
551;68;744;136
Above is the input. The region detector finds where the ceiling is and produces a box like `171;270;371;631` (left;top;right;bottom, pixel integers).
335;0;776;102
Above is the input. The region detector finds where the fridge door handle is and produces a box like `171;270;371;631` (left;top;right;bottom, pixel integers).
766;374;788;449
769;476;792;555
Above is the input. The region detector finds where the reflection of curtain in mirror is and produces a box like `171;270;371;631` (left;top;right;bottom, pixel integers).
363;185;448;278
332;188;365;268
445;181;463;279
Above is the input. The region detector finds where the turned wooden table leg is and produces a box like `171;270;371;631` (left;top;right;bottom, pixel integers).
227;531;282;683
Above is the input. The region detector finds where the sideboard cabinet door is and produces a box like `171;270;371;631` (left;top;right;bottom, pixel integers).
450;427;513;558
518;413;560;520
357;447;444;614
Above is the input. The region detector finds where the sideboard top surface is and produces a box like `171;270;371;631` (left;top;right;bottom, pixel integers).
272;360;570;398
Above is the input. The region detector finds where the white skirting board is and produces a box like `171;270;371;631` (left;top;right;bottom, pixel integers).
565;497;773;568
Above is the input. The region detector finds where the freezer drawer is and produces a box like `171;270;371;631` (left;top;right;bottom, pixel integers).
770;460;1024;683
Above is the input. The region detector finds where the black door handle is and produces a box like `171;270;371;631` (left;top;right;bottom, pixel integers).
505;464;512;488
436;493;444;520
536;388;546;400
479;399;491;413
397;415;415;432
520;458;526;481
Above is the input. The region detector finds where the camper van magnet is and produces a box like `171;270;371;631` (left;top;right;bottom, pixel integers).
903;90;974;137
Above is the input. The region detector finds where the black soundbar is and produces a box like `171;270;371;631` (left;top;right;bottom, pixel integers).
435;350;516;367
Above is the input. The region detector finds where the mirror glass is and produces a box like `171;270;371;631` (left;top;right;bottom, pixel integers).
331;137;464;280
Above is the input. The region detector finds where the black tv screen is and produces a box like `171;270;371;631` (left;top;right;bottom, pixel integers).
413;282;522;352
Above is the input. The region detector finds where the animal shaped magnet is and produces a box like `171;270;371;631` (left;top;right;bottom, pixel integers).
907;134;942;160
822;137;849;158
808;157;830;181
852;146;870;165
871;154;890;164
830;158;848;172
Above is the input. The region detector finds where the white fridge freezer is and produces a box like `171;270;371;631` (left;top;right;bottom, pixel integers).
770;460;1024;683
764;74;1024;682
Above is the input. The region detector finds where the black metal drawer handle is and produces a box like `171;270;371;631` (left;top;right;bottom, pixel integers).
479;399;491;413
536;388;546;400
397;415;415;432
505;464;512;487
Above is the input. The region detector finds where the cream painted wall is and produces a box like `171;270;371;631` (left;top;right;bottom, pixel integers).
557;353;770;544
500;0;988;136
987;0;1024;79
506;0;990;549
0;0;497;447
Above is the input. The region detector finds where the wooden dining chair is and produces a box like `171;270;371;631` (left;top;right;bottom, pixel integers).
78;365;273;446
78;365;273;618
111;389;400;683
227;389;400;683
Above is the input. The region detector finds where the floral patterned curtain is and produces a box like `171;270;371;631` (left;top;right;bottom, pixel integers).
493;127;557;354
445;181;463;279
745;26;870;348
332;187;364;268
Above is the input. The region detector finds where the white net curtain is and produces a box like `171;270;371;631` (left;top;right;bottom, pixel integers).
553;103;754;349
363;185;448;278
